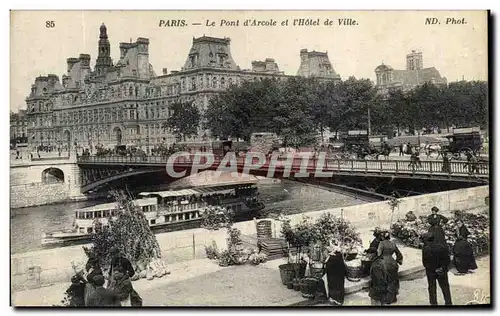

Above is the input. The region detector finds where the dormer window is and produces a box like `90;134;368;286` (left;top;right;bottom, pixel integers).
190;55;196;68
218;55;225;67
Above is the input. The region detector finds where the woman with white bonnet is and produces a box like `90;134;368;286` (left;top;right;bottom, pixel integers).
322;241;347;306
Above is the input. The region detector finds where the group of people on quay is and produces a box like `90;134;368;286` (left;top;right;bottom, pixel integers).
65;247;143;307
318;206;478;306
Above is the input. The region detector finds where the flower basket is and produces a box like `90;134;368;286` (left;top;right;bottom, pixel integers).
345;252;358;261
300;277;318;299
345;259;363;282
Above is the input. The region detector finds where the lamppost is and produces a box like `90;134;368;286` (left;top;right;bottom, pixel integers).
367;105;372;136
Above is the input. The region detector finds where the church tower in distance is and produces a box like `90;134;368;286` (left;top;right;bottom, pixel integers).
95;23;113;75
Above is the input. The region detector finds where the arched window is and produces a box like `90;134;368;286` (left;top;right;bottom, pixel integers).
212;77;217;89
220;77;225;88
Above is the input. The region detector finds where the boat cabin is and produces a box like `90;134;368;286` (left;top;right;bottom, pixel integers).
74;198;158;234
138;184;259;214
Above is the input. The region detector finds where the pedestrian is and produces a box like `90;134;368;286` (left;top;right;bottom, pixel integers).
427;207;449;246
408;152;418;171
452;220;478;275
65;274;86;307
442;153;451;173
368;231;403;305
86;275;121;307
84;256;103;306
322;242;346;306
406;142;412;155
422;233;453;305
364;229;382;260
108;247;135;281
416;150;422;167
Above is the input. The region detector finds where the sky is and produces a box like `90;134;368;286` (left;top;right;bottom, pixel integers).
10;10;488;112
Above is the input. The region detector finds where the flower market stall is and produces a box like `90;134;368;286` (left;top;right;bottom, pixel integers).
277;212;363;299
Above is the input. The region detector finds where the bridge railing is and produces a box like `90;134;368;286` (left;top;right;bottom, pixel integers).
77;155;489;177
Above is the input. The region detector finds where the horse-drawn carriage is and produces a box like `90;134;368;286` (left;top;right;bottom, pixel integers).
443;127;484;158
340;131;390;160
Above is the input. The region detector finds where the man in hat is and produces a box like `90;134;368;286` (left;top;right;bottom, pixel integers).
422;233;453;305
427;207;449;246
86;275;121;307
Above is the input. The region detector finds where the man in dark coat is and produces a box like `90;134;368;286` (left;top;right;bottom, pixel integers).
86;275;121;307
109;247;135;279
427;206;449;246
422;233;453;305
108;247;142;306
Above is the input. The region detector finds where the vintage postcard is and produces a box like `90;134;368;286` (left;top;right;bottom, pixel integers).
10;10;490;307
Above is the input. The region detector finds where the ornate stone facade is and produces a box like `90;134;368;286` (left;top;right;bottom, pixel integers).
22;24;341;151
10;110;28;143
375;50;447;95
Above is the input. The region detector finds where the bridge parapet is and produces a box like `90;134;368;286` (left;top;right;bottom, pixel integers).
77;155;489;179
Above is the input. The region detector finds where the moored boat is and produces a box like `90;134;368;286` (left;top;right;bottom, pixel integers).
41;182;264;248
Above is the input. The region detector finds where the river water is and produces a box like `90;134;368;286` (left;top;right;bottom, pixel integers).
10;180;365;254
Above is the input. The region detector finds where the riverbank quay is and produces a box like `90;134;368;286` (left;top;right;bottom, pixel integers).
11;185;489;292
11;234;426;306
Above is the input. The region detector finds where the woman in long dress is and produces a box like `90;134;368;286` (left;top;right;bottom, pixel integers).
84;256;103;306
453;220;478;274
427;207;449;246
369;231;403;305
323;244;347;306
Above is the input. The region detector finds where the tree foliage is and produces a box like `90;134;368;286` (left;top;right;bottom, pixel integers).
162;101;201;141
205;77;488;143
83;190;162;270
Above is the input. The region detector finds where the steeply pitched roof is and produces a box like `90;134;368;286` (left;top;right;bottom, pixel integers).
392;67;446;86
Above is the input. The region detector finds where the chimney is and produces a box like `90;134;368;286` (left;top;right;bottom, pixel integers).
163;68;168;75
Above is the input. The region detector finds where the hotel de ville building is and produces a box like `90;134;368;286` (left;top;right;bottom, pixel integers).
21;23;341;152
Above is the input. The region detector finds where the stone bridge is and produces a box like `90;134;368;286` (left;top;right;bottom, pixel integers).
10;156;84;208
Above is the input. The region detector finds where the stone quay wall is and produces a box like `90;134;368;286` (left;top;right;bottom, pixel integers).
11;185;489;291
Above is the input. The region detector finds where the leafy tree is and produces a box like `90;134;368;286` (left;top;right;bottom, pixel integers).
162;101;201;141
83;190;162;271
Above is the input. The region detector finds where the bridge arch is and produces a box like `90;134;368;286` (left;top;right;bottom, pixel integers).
80;168;164;193
41;167;65;184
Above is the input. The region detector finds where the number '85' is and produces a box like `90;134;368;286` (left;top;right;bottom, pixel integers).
46;21;55;28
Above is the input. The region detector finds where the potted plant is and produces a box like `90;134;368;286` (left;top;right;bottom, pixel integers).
278;216;316;287
309;213;363;282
